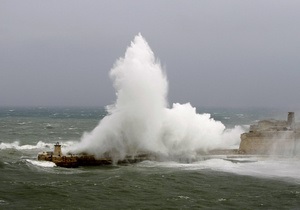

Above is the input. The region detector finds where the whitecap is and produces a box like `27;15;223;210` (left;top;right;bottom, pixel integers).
0;141;52;150
137;157;300;182
26;159;56;167
0;199;8;205
45;123;54;129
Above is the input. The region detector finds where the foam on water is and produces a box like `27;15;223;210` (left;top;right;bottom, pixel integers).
68;33;244;160
139;158;300;182
0;141;50;151
26;159;56;167
0;141;79;151
1;141;46;150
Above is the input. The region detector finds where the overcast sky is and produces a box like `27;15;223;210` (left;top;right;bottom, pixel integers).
1;1;300;109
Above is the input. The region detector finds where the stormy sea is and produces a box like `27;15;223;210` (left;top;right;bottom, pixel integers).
1;35;300;209
1;107;300;209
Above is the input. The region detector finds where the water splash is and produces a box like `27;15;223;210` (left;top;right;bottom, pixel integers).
68;33;244;160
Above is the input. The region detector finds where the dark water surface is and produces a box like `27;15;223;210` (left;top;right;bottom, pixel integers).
1;107;299;209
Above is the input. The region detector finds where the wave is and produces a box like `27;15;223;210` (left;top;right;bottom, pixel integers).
25;159;56;167
0;141;77;151
69;34;244;160
0;141;51;150
138;157;300;182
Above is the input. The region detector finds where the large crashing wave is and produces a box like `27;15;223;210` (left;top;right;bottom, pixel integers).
68;33;244;160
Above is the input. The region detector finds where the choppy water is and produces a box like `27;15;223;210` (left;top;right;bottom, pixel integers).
1;107;300;209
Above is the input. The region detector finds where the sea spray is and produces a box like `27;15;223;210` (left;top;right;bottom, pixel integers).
67;34;244;160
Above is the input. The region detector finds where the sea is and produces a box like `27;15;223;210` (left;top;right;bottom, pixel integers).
1;106;300;210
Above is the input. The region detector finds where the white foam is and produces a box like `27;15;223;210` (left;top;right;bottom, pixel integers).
0;141;51;150
139;157;300;181
0;140;80;151
26;159;56;167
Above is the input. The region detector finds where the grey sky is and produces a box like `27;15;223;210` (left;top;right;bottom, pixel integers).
1;0;300;108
